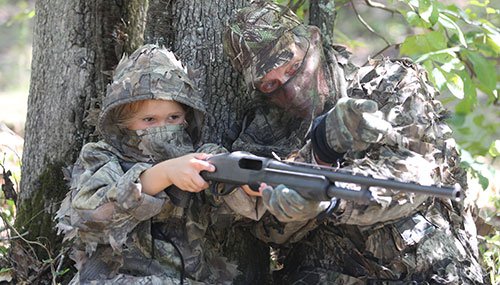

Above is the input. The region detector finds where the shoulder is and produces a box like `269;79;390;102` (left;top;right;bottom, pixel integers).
196;143;228;154
80;140;118;155
77;141;121;167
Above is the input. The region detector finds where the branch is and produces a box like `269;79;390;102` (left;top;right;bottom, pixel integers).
0;212;59;284
289;0;307;14
364;0;401;15
351;1;392;47
363;44;396;66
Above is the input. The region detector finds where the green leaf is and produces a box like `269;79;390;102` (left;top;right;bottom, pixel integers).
441;57;464;72
406;11;425;27
469;0;488;8
485;7;496;14
457;69;477;101
400;31;447;56
431;66;447;90
472;114;485;126
418;0;439;25
438;13;468;47
414;47;460;63
489;140;500;157
454;97;475;114
55;268;70;277
450;69;477;114
443;71;465;99
481;35;500;56
464;50;497;91
477;173;490;189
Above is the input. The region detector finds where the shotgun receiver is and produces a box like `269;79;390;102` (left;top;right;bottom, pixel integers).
201;151;461;203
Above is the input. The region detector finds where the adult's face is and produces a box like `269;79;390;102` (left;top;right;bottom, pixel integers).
254;27;327;118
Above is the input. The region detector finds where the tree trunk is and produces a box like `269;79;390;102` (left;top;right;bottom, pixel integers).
309;0;336;45
145;1;271;283
13;0;146;283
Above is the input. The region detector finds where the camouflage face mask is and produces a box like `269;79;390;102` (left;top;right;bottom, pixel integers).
124;124;194;162
258;35;326;119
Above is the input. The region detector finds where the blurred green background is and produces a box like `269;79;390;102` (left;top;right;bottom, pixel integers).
0;0;33;136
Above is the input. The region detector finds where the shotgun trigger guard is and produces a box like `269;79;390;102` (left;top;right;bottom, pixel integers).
209;182;238;196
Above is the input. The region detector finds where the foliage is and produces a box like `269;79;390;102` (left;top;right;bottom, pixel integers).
0;0;34;92
395;0;498;159
0;155;18;283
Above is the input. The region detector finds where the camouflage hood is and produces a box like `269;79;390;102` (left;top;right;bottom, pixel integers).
223;1;310;88
98;44;206;148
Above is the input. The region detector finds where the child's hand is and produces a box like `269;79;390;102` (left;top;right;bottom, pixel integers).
163;153;215;192
140;153;215;195
240;184;262;197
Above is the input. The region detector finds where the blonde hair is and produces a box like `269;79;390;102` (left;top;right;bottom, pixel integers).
111;100;148;130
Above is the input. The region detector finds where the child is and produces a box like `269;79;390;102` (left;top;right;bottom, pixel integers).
56;44;246;284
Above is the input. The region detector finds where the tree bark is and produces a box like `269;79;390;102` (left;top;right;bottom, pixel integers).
309;0;336;45
13;0;146;283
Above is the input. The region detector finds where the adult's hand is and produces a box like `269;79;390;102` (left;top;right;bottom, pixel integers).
261;184;330;222
325;98;393;152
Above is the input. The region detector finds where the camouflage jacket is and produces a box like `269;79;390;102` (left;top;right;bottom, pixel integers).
276;57;484;284
229;47;484;283
56;142;254;285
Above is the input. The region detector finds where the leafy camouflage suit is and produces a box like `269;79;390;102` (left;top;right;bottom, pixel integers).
223;1;485;284
56;45;258;284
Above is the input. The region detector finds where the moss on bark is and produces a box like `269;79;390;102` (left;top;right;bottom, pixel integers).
13;161;68;260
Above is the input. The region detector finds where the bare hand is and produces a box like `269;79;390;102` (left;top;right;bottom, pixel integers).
240;184;262;197
140;153;215;195
164;153;215;192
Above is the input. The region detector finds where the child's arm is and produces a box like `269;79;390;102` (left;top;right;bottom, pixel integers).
139;153;216;196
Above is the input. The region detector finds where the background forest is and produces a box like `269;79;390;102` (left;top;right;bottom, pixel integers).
0;0;498;283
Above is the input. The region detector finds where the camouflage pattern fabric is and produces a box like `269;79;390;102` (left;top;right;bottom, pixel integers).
55;45;257;284
273;58;484;284
261;184;331;222
223;2;484;284
98;44;206;162
323;97;393;153
223;0;310;88
57;142;242;284
229;103;313;158
223;2;350;157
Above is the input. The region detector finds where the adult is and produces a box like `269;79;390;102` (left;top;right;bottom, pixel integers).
223;1;484;284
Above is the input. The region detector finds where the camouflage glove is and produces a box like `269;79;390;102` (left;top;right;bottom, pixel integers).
325;98;392;152
262;184;331;222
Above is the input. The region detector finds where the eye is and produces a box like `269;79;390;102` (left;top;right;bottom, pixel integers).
285;61;302;77
142;117;155;123
260;79;281;93
166;113;185;124
168;115;180;121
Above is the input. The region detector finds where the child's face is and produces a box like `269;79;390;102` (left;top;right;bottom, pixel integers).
126;100;186;131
